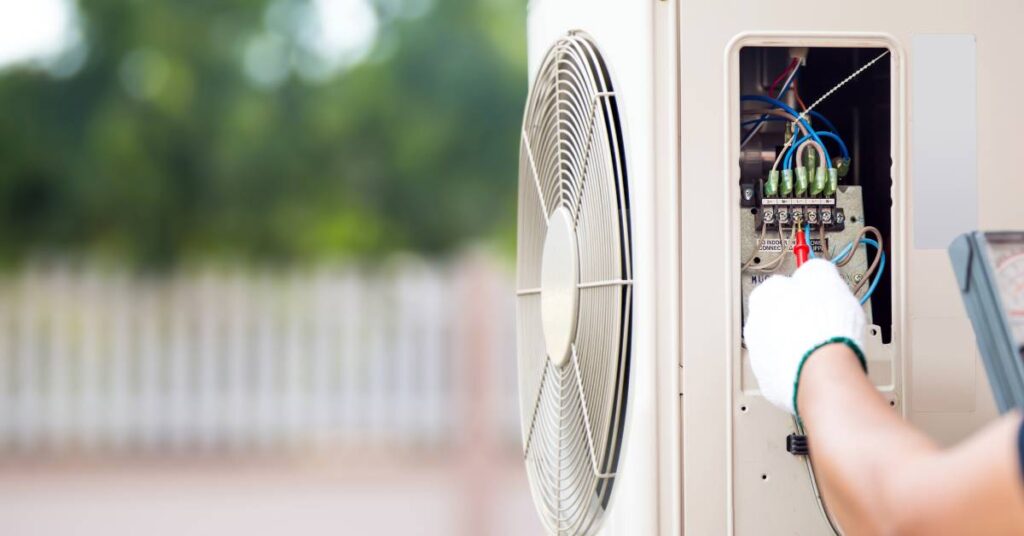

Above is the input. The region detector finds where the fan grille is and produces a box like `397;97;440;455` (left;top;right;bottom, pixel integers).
516;32;632;535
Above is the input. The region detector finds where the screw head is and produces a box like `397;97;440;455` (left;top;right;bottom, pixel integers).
854;273;864;283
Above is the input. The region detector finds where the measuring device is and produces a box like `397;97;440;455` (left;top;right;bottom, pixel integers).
949;231;1024;412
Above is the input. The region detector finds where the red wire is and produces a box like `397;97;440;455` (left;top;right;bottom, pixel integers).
768;58;798;97
793;79;808;111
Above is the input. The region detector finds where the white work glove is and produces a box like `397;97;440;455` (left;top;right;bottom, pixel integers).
743;259;868;416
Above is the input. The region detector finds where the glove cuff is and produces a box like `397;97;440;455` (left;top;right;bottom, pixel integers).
791;336;868;419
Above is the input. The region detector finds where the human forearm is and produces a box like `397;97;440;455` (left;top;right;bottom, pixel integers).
798;343;1024;535
798;343;939;533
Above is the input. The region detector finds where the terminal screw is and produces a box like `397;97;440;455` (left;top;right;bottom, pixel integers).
743;185;755;202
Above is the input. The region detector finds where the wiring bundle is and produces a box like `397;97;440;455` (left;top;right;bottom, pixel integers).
740;50;888;307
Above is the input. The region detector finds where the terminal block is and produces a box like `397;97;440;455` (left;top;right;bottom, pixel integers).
754;189;846;233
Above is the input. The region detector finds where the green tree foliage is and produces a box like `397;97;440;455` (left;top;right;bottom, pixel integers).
0;0;526;267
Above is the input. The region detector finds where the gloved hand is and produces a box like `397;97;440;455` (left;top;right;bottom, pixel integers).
743;258;868;416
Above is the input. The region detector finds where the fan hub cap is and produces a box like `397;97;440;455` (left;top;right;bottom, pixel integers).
540;206;579;367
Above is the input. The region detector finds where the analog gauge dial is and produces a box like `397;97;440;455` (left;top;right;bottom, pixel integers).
988;239;1024;345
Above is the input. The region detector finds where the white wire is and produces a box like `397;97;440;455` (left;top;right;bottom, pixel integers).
801;50;889;121
745;225;793;273
741;62;802;148
769;50;890;171
795;139;826;170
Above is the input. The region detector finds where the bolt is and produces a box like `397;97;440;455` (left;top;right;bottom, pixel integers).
835;211;846;225
743;186;755;202
854;273;864;283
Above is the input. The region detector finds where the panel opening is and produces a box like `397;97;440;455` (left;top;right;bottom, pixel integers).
737;45;893;343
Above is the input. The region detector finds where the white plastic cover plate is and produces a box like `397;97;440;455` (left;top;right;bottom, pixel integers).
540;206;579;367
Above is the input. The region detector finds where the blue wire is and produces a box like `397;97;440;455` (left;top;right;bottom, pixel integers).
777;65;798;96
813;131;850;160
803;110;850;160
783;130;851;169
741;116;789;127
799;110;849;159
862;250;885;305
805;224;815;258
830;238;885;305
831;241;855;264
743;65;801;134
783;133;814;169
740;95;831;163
739;70;850;161
807;111;839;134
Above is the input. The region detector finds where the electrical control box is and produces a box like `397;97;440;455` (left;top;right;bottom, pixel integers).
737;46;891;334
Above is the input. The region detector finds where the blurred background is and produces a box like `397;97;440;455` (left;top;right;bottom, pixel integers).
0;0;540;534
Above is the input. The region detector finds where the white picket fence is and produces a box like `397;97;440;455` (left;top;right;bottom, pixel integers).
0;257;519;455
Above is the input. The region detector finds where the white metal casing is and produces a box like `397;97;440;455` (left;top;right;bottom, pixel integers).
527;0;1024;534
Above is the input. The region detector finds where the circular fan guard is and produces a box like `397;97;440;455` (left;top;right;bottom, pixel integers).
516;32;633;535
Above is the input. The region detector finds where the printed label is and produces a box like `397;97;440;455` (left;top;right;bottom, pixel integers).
758;237;828;253
761;198;836;206
750;271;861;286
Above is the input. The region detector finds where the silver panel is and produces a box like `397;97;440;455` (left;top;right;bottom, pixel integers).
912;34;977;249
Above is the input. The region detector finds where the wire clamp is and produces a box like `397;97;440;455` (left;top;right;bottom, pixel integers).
787;433;810;456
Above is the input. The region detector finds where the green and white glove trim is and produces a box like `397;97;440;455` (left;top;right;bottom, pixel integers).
791;336;868;420
744;259;869;416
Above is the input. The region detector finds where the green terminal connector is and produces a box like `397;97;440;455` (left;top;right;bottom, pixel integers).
834;157;852;178
765;170;779;197
795;167;809;196
780;169;794;196
825;167;839;196
810;167;826;196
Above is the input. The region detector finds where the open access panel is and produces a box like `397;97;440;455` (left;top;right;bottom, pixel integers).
732;40;898;533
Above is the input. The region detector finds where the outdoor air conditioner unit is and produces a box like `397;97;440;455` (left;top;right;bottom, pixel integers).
516;1;1024;534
